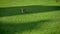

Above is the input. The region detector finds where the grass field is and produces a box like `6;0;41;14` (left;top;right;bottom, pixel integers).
0;0;60;34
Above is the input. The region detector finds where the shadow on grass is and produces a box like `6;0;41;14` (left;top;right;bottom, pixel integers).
0;20;51;34
0;5;60;17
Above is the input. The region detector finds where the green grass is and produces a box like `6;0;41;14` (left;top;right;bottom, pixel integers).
0;0;60;7
0;0;60;34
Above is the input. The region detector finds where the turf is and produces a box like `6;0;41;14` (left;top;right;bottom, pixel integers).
0;0;60;34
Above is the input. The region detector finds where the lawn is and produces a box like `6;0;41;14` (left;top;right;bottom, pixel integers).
0;0;60;34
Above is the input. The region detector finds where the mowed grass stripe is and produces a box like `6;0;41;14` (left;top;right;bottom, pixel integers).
0;0;60;7
0;11;60;23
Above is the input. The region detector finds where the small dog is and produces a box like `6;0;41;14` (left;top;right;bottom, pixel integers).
21;8;26;13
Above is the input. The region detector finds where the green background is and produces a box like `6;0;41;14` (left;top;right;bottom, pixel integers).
0;0;60;34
